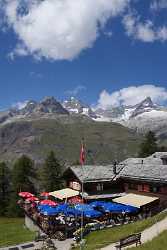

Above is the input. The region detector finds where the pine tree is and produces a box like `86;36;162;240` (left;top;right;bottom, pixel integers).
7;155;35;217
40;151;63;192
12;155;35;193
0;162;11;215
138;131;158;157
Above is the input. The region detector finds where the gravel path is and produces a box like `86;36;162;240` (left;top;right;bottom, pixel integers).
0;238;73;250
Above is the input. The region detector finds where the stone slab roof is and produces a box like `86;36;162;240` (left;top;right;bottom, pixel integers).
68;152;167;184
150;152;167;159
70;165;118;182
119;164;167;183
119;152;167;183
121;156;163;165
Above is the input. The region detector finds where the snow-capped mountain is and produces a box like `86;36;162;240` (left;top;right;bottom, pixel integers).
0;96;98;126
94;97;167;134
1;95;167;135
129;97;157;118
63;97;97;118
94;97;158;121
0;97;69;125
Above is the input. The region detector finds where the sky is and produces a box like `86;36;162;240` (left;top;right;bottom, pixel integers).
0;0;167;110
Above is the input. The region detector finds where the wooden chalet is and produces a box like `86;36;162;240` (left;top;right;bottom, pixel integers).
63;164;125;200
119;152;167;208
63;152;167;206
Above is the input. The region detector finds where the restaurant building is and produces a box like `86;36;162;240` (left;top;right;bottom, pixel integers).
63;164;125;200
63;152;167;205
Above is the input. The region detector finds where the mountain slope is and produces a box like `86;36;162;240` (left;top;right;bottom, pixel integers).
0;115;142;164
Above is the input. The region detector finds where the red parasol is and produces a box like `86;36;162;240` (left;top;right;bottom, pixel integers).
40;192;50;197
18;192;34;198
26;196;39;202
40;199;58;206
68;196;83;205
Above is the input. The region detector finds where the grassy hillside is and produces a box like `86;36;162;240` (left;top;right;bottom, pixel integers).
0;115;142;164
0;217;35;247
74;211;167;250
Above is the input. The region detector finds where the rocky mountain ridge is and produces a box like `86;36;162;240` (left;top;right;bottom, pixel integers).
94;97;160;120
93;97;167;137
0;97;69;125
1;96;167;137
0;95;166;164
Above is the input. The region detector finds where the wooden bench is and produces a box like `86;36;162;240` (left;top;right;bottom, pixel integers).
115;233;141;249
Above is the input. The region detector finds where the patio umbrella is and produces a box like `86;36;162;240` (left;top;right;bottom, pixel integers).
89;201;107;208
54;203;69;213
121;205;138;213
38;204;68;214
83;210;102;218
40;206;59;216
40;199;58;206
40;192;50;197
74;204;102;218
38;204;51;211
25;196;39;202
68;196;83;205
65;207;81;217
75;204;93;211
90;201;138;213
18;192;34;198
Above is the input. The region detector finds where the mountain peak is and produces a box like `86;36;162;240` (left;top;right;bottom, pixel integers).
15;97;69;116
63;97;97;118
139;96;154;107
19;100;38;115
63;97;86;110
41;96;57;104
130;96;156;118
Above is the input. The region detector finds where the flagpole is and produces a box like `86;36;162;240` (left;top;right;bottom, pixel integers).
80;175;84;250
80;138;85;250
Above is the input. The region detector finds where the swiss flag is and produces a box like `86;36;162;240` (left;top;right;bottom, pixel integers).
80;141;85;165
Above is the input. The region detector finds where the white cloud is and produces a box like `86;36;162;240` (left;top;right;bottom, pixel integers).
2;0;129;60
136;21;156;42
123;12;167;42
66;85;86;97
97;85;167;109
158;26;167;41
150;0;167;11
1;0;167;59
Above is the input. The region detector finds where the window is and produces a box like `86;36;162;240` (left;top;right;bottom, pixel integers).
150;185;159;193
128;183;138;190
69;181;81;191
138;184;149;192
161;158;167;165
96;183;104;191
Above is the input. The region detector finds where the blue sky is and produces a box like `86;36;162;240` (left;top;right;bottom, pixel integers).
0;0;167;109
